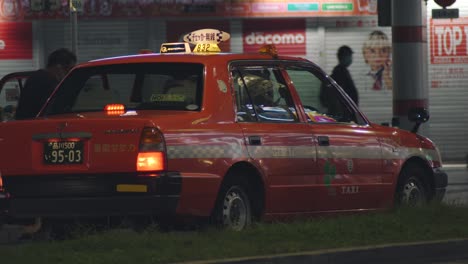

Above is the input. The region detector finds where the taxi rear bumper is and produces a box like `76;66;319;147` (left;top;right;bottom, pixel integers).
0;192;7;223
1;172;181;219
6;195;179;218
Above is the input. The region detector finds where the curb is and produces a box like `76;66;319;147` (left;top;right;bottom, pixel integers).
0;224;24;244
176;238;468;264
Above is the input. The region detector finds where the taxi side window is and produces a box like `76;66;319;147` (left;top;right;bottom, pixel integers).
233;66;298;123
286;67;358;124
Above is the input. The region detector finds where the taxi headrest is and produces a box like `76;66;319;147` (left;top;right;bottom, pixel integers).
238;74;285;97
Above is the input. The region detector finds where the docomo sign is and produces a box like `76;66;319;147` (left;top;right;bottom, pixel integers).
243;32;306;55
245;32;305;46
243;31;306;55
431;18;468;64
243;19;306;55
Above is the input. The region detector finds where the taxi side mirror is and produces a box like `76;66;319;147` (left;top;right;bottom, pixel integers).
408;107;429;133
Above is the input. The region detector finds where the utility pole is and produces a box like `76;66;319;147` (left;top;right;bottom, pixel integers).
69;0;79;57
391;0;428;131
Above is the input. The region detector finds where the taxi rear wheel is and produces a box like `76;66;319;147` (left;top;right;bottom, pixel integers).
396;165;428;207
213;180;252;231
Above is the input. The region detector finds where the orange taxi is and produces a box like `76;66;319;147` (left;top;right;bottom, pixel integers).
0;29;447;231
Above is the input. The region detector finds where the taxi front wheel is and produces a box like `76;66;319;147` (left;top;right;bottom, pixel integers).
396;165;428;207
213;181;252;231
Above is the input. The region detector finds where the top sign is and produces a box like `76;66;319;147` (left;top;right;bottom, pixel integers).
434;0;456;8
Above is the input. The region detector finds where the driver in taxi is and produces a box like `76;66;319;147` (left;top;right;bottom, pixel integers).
249;78;276;107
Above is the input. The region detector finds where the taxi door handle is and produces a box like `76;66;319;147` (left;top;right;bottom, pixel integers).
317;136;330;146
248;136;262;145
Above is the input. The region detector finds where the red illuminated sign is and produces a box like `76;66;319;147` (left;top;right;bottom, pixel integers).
242;19;306;55
0;22;32;60
430;18;468;64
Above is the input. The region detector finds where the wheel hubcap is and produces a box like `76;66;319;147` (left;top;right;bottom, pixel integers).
222;189;247;231
402;180;423;206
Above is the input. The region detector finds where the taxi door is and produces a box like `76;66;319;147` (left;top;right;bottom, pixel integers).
0;71;34;121
232;64;320;214
284;64;386;212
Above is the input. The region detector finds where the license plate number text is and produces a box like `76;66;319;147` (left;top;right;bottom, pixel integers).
44;141;83;164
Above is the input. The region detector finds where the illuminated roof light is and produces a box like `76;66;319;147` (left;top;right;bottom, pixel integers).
183;28;230;53
160;42;192;54
259;44;278;58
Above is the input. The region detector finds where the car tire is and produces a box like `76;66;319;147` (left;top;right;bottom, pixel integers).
213;179;252;231
396;164;428;207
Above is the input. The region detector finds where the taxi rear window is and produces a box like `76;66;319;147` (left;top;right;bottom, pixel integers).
43;63;204;115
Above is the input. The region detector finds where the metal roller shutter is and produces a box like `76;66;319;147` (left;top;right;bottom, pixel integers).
322;17;393;126
43;19;148;63
427;1;468;162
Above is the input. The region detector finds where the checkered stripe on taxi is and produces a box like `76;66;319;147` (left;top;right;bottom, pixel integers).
167;145;246;159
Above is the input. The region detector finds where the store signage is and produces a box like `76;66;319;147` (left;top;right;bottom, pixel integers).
287;3;319;12
13;0;378;19
0;22;32;59
252;3;284;12
430;18;468;64
322;3;354;11
432;8;459;19
243;19;306;55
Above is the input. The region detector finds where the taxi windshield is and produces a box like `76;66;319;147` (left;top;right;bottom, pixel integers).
42;62;204;116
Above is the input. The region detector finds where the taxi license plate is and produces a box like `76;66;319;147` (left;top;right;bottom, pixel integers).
43;141;84;165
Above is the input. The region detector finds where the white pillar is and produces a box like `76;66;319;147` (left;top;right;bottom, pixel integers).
392;0;428;131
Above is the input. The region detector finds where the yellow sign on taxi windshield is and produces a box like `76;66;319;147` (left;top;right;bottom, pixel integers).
151;94;185;102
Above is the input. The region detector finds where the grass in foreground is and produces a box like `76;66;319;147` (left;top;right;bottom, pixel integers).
1;203;468;264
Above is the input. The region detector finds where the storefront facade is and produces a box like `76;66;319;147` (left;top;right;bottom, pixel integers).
0;0;466;162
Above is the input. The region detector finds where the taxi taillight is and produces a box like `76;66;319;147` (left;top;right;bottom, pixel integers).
0;174;4;192
137;127;166;172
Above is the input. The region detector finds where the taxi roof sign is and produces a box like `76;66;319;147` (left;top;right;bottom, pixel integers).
160;29;230;54
183;29;230;45
160;42;191;54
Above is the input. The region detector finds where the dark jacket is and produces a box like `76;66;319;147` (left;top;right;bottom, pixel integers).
330;64;359;105
15;69;58;120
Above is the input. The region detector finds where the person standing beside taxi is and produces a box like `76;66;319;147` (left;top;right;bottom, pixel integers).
15;48;77;120
322;45;359;108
